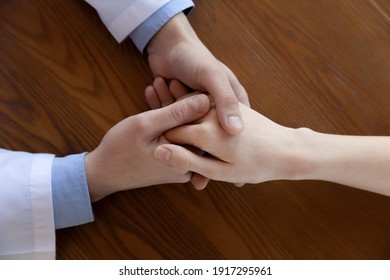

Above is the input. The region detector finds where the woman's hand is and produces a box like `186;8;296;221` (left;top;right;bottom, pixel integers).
154;102;300;189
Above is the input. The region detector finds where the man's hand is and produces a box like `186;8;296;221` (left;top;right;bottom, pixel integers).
85;94;211;202
146;13;249;135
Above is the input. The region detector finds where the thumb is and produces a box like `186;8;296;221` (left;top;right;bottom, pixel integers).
149;94;210;135
200;68;244;135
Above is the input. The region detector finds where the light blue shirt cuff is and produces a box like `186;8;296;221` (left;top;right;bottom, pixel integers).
51;153;94;229
129;0;194;53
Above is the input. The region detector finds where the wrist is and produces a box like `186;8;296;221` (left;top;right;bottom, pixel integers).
286;127;342;182
146;12;197;56
85;151;107;202
276;127;322;181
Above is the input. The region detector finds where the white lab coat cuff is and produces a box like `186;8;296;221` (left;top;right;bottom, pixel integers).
0;150;55;260
30;154;56;259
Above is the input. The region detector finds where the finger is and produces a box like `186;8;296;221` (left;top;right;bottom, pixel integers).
225;66;250;107
145;94;210;135
145;85;162;109
186;143;212;190
164;124;200;147
234;183;245;187
153;77;176;107
199;66;244;134
169;80;212;106
154;144;227;180
171;92;210;105
169;79;191;100
191;173;210;190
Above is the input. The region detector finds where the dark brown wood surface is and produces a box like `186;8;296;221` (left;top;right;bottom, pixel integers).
1;0;389;259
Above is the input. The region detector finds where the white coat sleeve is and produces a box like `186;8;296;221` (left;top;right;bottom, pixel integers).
85;0;171;43
0;149;55;260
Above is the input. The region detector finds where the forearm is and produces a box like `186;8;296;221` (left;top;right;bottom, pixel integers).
294;128;390;196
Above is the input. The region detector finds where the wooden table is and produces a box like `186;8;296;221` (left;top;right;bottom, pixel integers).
1;0;389;259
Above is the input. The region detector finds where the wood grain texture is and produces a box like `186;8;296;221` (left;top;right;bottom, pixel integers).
1;0;389;259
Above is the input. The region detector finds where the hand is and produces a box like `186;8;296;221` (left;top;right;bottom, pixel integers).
85;94;211;201
154;102;390;196
154;103;300;188
145;77;214;190
146;12;250;135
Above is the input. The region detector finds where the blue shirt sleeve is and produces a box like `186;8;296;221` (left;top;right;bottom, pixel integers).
51;153;94;229
129;0;195;53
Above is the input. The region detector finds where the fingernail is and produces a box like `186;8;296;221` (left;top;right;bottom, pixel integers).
228;116;243;129
156;146;171;162
192;95;204;113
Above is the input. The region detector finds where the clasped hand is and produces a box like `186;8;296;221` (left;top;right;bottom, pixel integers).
85;94;211;201
150;78;299;190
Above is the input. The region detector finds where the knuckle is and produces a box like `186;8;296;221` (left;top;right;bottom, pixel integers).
130;115;148;131
222;95;238;108
236;84;247;98
170;103;187;123
236;86;250;105
176;154;192;170
197;63;219;84
196;125;214;147
197;125;209;138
